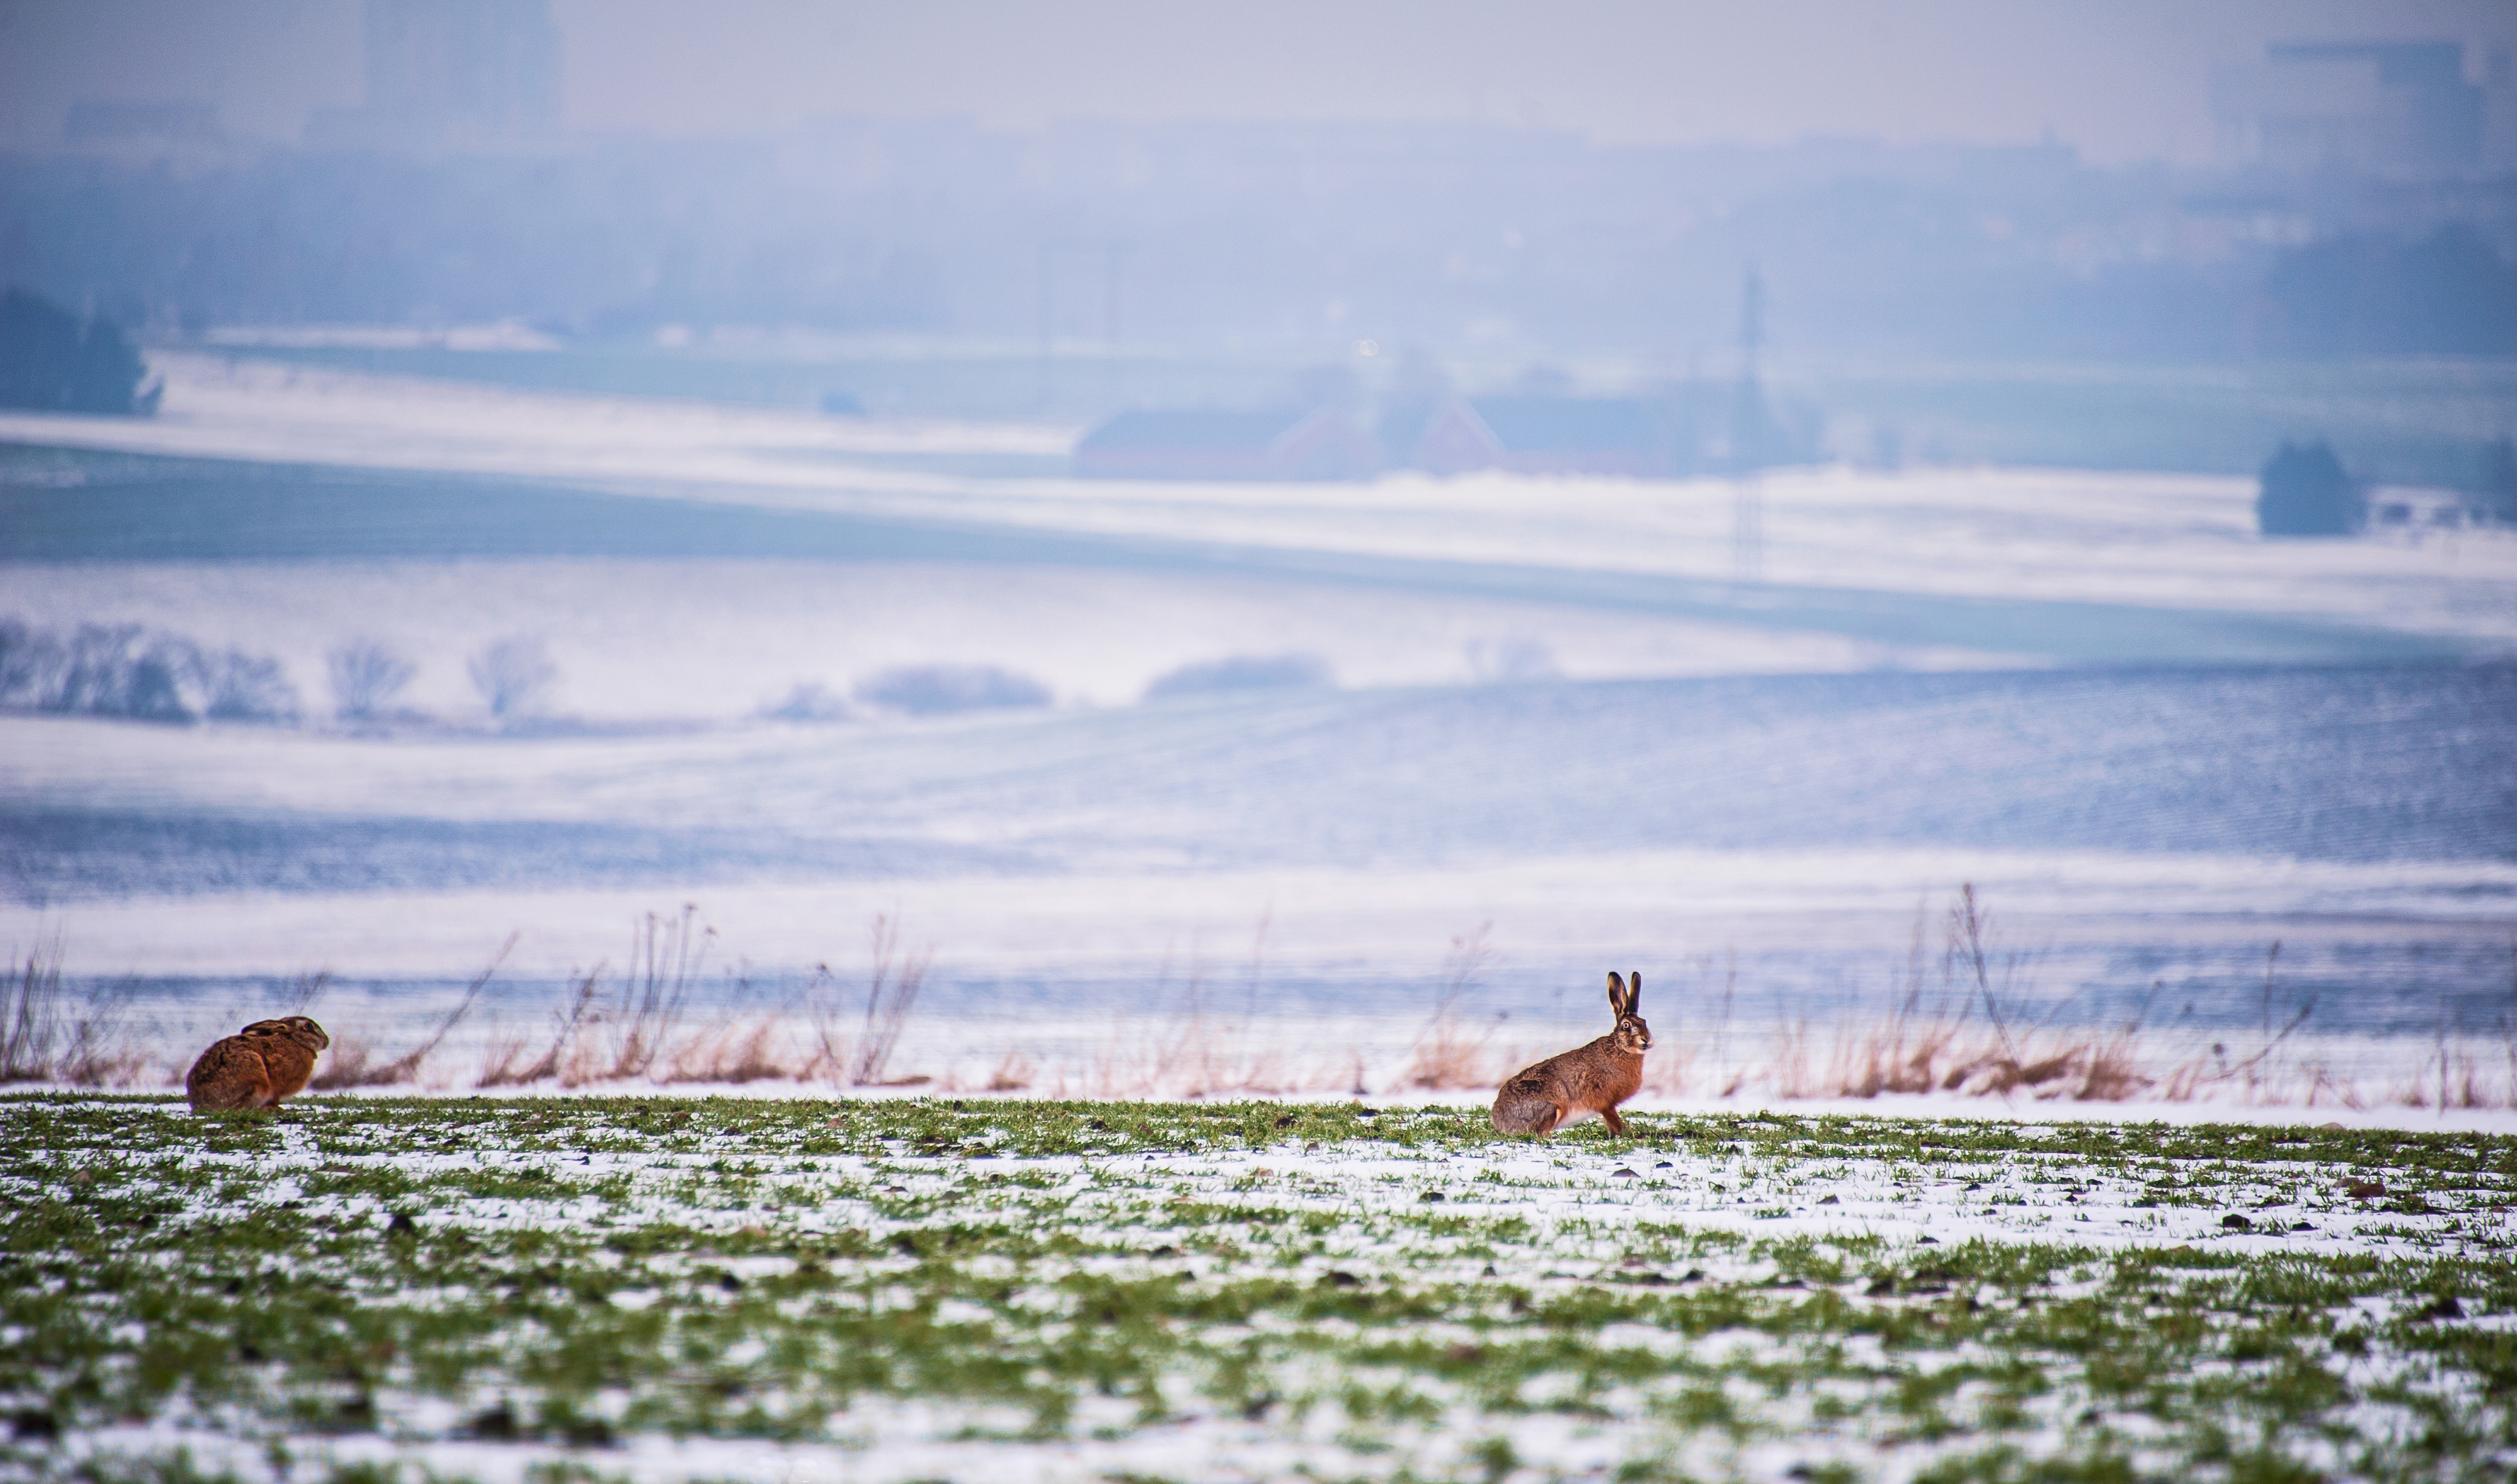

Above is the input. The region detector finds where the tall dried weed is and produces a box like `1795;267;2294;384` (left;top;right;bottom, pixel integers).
2;939;150;1086
1405;922;1501;1090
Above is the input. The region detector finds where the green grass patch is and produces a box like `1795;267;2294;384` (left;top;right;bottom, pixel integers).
3;1094;2513;1482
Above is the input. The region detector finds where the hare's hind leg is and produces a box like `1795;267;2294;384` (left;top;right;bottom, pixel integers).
185;1040;273;1113
1491;1095;1563;1136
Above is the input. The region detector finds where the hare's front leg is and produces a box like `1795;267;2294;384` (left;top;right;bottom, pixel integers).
1602;1106;1628;1136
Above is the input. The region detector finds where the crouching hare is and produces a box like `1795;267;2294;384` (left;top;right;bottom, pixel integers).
1491;972;1650;1136
186;1017;330;1113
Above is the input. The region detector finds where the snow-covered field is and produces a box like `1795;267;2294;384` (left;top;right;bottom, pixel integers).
2;356;2512;1108
3;351;2513;653
0;558;2005;721
7;1095;2514;1484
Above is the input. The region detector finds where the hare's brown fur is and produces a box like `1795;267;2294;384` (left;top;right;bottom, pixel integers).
186;1017;329;1112
1492;972;1650;1136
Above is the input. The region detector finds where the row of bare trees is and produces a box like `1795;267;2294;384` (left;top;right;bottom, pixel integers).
0;615;558;727
0;617;294;723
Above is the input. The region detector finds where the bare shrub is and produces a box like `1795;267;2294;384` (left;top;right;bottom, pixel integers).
1876;883;2098;1100
0;617;61;707
760;683;851;723
1143;653;1332;702
2504;936;2517;1100
1944;883;2029;1079
468;637;556;720
986;1051;1035;1091
474;1029;531;1088
1077;920;1327;1098
2294;1061;2362;1109
49;624;170;718
1163;921;1279;1098
2392;1009;2506;1112
1796;886;2169;1105
853;664;1049;716
201;648;298;722
45;624;198;721
329;640;416;720
0;617;295;724
801;962;850;1082
56;981;144;1087
1770;1017;1823;1099
1703;954;1744;1097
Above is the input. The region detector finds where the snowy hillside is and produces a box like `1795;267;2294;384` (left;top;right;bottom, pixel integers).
2;352;2512;664
2;359;2511;1074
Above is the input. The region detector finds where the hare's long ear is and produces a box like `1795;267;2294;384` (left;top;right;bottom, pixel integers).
1626;971;1642;1015
1606;971;1628;1018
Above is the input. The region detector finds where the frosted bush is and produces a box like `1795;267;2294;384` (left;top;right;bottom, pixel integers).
469;637;557;720
0;617;297;724
853;664;1050;716
761;683;851;723
328;640;417;720
201;648;299;722
1143;652;1333;701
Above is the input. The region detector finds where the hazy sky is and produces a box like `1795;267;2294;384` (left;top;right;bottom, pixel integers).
5;0;2513;164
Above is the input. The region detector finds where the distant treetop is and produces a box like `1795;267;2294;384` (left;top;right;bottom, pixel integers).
0;288;159;416
2256;441;2361;538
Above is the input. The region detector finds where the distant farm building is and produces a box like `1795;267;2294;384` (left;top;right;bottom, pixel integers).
1410;396;1677;477
1073;408;1380;481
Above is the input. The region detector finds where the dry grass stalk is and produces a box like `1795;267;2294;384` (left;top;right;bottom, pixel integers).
281;970;330;1013
473;1030;529;1089
1;940;150;1087
1733;887;2162;1104
1;939;65;1082
1079;929;1328;1098
313;934;515;1090
986;1051;1036;1092
1710;954;1745;1097
851;914;928;1086
1770;1018;1819;1099
1848;883;2144;1101
801;961;851;1083
478;964;603;1088
600;907;709;1081
1831;917;1964;1097
1405;922;1500;1090
660;1015;792;1083
310;1035;378;1088
2154;943;2317;1105
54;984;149;1088
2076;1021;2151;1101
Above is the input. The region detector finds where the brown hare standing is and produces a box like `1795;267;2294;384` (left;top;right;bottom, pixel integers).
1491;972;1650;1136
186;1017;330;1113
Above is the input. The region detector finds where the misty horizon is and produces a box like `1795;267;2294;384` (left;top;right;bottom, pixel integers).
2;0;2513;165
